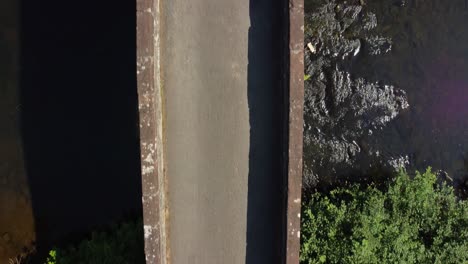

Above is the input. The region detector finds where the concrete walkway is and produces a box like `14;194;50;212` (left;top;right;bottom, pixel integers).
162;1;250;263
161;0;284;263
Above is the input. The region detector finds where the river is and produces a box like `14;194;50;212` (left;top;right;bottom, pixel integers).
303;0;468;194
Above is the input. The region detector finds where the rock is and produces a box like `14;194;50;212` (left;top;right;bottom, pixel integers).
304;0;408;188
307;42;316;53
366;35;392;55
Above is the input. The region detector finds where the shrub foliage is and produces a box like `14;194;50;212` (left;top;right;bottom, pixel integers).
300;168;468;264
45;220;145;264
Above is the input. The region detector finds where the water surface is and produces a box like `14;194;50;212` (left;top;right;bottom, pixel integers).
304;0;468;190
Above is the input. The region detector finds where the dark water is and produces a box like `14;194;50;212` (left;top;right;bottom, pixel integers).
304;0;468;190
15;0;143;261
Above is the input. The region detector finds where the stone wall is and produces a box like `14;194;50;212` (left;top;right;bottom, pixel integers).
0;0;35;262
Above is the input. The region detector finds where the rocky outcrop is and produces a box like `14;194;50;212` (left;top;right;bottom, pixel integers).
303;0;409;188
304;0;468;191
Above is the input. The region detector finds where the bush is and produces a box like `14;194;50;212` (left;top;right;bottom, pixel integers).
300;168;468;264
45;220;145;264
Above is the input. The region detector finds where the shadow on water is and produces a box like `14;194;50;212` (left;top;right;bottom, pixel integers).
0;0;36;262
246;0;287;263
19;0;143;261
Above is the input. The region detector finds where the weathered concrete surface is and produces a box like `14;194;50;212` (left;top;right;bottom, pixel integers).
159;0;299;261
0;0;35;262
152;0;295;262
162;0;250;263
137;0;167;263
286;0;304;262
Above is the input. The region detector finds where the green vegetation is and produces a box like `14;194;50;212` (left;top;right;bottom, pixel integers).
45;220;145;264
300;168;468;264
304;74;311;81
